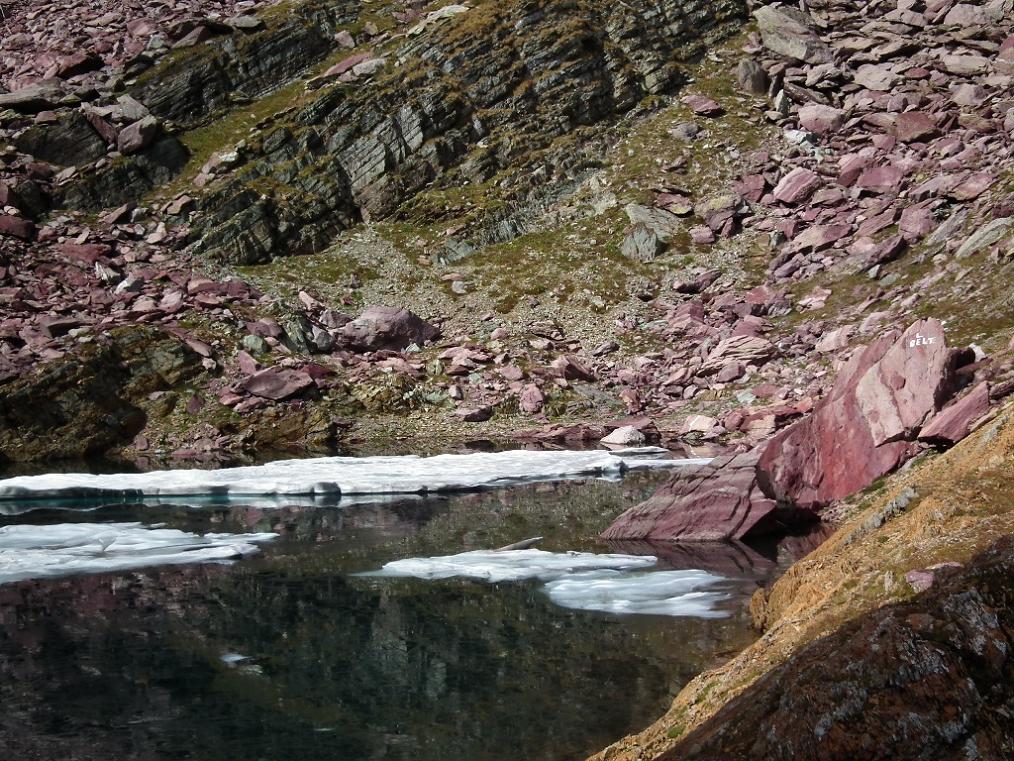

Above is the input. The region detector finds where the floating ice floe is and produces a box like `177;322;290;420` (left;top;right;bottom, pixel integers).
365;549;731;618
544;569;730;617
0;448;709;505
0;522;278;584
370;548;658;582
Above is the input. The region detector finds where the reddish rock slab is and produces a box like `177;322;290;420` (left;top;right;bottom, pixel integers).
117;116;160;155
340;306;440;352
682;95;724;116
856;165;905;194
601;451;779;542
0;215;35;240
773;168;822;204
919;382;991;445
757;319;962;510
798;104;844;134
241;368;315;401
894;111;938;142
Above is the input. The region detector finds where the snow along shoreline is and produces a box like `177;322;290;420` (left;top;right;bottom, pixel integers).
0;448;710;503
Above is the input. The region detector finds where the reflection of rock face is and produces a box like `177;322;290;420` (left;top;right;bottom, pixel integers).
662;536;1014;761
0;560;750;761
606;538;777;579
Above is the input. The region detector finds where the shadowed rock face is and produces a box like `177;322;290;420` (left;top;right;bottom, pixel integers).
127;0;747;264
661;535;1014;761
0;326;202;463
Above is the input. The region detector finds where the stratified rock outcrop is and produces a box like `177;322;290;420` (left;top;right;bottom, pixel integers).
662;535;1014;761
176;0;747;263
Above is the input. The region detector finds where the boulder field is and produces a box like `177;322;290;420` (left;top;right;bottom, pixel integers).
603;318;994;541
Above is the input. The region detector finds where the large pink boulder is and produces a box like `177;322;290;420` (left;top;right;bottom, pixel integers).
757;319;962;510
340;306;440;352
601;451;779;542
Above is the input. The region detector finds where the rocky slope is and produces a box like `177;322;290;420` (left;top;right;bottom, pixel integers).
3;0;1014;754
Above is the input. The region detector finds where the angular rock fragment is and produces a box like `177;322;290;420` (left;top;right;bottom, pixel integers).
340;307;440;352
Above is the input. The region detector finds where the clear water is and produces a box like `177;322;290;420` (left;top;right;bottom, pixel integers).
0;473;817;761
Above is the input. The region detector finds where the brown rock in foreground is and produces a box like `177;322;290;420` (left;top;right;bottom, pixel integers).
661;536;1014;761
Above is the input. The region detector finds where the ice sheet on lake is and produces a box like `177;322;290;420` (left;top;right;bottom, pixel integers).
0;448;710;504
544;569;730;617
370;548;658;582
0;522;278;584
366;549;731;618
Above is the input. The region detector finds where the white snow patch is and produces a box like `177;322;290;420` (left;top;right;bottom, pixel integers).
0;448;709;503
0;522;278;584
365;549;731;618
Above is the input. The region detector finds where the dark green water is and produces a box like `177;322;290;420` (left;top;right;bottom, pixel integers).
0;474;816;761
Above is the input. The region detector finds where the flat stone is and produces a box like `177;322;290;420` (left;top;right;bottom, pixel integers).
773;168;822;204
895;111;937;142
919;382;990;445
0;82;64;113
241;368;315;401
955;218;1011;258
798;104;844;134
856;165;905;193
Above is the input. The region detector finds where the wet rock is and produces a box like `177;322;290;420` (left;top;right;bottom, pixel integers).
602;452;780;542
340;307;440;352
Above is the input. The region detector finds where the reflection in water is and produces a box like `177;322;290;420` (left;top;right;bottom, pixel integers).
0;475;824;761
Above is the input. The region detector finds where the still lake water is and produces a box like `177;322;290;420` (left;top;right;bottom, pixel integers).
0;471;817;761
